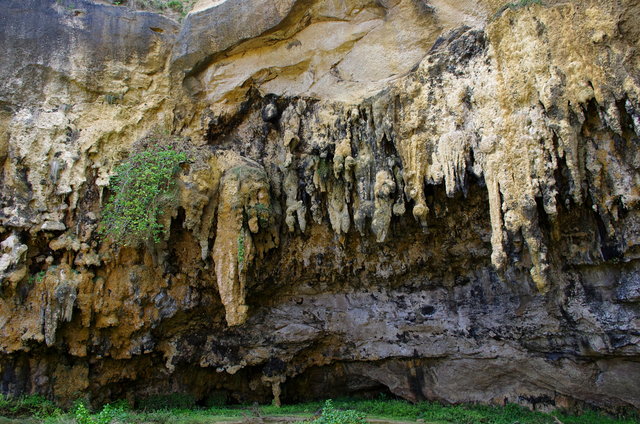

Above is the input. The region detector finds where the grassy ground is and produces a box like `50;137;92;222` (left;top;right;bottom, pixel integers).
0;395;638;424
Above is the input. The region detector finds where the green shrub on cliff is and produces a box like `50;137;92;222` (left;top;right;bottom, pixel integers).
109;0;195;18
99;146;188;247
495;0;543;17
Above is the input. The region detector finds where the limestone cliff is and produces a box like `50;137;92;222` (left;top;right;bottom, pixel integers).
1;0;640;412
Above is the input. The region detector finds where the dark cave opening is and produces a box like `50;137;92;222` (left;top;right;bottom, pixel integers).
281;368;398;405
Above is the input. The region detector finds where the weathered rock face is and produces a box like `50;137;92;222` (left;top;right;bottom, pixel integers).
1;0;640;413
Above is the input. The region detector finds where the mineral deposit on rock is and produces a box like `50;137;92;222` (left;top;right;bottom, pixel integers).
0;0;639;412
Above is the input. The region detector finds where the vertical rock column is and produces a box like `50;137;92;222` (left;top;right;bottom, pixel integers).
211;162;274;326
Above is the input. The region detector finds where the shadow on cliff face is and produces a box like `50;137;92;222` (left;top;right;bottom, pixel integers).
2;77;640;413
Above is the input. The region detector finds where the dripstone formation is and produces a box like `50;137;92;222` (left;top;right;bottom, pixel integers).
1;0;639;412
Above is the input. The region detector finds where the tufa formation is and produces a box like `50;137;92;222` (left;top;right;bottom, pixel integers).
0;0;639;412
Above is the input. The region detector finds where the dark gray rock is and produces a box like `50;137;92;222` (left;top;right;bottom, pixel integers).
617;272;640;303
0;0;178;106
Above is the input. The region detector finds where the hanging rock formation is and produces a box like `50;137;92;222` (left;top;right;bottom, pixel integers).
0;0;639;412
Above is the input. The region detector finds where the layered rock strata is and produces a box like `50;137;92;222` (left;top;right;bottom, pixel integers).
0;0;639;412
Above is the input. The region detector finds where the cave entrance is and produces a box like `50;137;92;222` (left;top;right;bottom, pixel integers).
280;366;397;404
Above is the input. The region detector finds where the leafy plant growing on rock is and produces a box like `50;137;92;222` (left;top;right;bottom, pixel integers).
27;270;46;285
0;394;59;419
74;401;125;424
317;158;331;180
237;231;246;265
166;0;184;13
247;203;271;227
495;0;542;17
307;400;368;424
99;146;188;247
110;0;195;18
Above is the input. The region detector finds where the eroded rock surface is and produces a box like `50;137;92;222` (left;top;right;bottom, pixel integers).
0;0;639;412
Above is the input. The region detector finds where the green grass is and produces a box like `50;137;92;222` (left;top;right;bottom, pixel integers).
266;399;639;424
418;402;551;424
266;399;552;423
332;398;422;419
0;394;60;419
137;393;196;411
555;410;640;424
261;401;323;416
0;395;638;424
